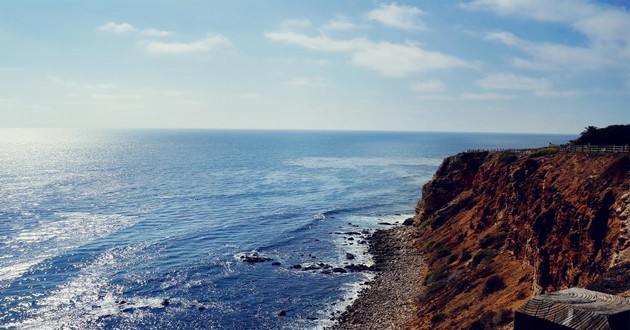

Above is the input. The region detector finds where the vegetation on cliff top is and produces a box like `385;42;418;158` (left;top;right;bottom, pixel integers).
571;124;630;145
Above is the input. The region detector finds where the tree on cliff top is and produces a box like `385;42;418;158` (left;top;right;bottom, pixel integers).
571;124;630;145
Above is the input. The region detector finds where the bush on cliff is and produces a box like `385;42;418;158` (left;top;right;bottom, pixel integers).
483;275;506;295
571;124;630;145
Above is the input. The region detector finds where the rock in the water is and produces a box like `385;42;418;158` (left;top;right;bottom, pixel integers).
271;261;281;266
344;264;373;272
302;264;321;271
241;255;273;263
346;252;355;260
332;267;348;273
378;222;393;225
402;218;414;226
161;299;170;307
290;264;302;269
278;310;287;317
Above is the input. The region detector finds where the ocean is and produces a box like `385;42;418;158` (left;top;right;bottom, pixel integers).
0;129;573;329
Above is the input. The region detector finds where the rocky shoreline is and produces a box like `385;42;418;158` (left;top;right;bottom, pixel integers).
329;225;426;330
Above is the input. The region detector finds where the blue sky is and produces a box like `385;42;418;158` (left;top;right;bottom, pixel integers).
1;1;628;133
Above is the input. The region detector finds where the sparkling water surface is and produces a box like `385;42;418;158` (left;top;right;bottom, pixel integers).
0;129;573;329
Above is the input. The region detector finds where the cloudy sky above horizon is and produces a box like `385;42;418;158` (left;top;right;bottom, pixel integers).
1;0;628;133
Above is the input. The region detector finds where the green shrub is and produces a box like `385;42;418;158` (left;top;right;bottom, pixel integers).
479;235;494;249
472;249;497;267
530;146;558;157
418;218;433;229
424;267;449;285
431;313;447;323
483;275;506;294
479;231;508;250
498;151;518;164
429;247;452;265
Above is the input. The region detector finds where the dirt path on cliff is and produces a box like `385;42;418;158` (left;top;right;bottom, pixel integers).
330;226;426;330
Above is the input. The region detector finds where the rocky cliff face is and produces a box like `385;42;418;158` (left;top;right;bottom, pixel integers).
410;151;630;330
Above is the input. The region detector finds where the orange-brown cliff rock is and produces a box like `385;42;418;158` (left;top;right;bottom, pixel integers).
410;151;629;330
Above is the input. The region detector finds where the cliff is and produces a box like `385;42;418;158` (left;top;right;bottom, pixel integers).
411;151;630;329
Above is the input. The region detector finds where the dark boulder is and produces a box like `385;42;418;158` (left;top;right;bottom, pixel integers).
241;255;273;263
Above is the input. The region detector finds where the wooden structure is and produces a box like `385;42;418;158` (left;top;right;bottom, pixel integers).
515;288;630;330
466;145;630;154
558;145;630;153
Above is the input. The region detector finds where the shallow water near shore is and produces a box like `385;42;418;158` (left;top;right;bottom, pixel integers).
0;129;572;329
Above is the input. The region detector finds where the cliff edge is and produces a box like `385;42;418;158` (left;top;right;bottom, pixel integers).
411;151;630;329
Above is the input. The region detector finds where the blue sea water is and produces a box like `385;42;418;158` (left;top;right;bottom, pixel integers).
0;129;573;329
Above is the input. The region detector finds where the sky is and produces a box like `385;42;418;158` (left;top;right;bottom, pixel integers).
0;0;628;133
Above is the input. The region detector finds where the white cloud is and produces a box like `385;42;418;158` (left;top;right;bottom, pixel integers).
415;94;450;101
486;31;613;70
286;77;327;87
465;0;630;71
234;93;262;99
98;22;135;33
280;19;312;30
82;83;117;90
304;59;331;66
140;33;231;54
265;32;469;76
410;80;446;92
142;28;173;37
322;17;359;31
476;73;550;91
98;22;172;37
265;32;372;52
461;92;516;100
366;3;425;30
476;72;582;98
534;89;581;98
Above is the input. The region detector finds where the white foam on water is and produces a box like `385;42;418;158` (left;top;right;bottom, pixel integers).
7;243;168;329
0;212;140;282
288;157;443;169
308;213;414;330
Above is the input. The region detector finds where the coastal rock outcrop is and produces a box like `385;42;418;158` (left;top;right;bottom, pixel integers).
411;151;629;329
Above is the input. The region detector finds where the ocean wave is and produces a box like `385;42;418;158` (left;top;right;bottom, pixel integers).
287;157;443;169
0;212;140;283
6;242;221;329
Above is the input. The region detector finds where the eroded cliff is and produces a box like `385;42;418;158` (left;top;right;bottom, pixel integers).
411;151;629;329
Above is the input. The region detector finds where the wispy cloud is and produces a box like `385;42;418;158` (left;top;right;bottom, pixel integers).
476;73;581;98
234;93;262;99
265;32;469;76
476;73;550;91
98;22;173;37
461;92;516;100
280;19;312;30
411;80;446;92
465;0;630;71
366;3;425;30
142;28;173;37
98;22;135;34
485;31;614;71
321;17;360;31
286;77;327;87
139;33;231;54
